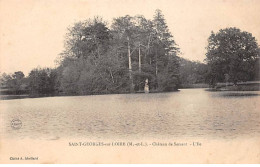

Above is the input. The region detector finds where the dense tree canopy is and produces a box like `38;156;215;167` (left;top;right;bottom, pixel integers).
58;10;180;94
28;68;58;95
205;27;259;85
179;58;208;85
0;71;26;94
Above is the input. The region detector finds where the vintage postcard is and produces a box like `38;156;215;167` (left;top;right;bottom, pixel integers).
0;0;260;164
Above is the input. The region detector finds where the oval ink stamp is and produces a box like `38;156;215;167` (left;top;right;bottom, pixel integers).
11;119;22;130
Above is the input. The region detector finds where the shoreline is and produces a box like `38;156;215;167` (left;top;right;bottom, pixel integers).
1;82;260;100
2;87;260;101
0;89;181;100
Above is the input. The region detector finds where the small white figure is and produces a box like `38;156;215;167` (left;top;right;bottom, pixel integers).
144;78;149;93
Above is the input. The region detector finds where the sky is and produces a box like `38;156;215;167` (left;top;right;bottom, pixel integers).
1;0;260;75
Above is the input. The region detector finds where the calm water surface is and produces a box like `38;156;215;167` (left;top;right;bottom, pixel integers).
0;89;259;140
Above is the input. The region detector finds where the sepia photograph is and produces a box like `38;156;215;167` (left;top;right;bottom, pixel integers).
0;0;260;164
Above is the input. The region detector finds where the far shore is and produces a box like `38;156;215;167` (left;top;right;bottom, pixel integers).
0;89;181;100
208;81;260;92
1;82;260;100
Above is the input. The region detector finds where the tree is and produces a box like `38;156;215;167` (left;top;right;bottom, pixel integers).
0;71;27;94
0;73;12;88
61;16;110;60
28;68;57;95
111;15;138;92
59;17;118;94
12;71;25;93
253;56;260;81
152;9;180;91
179;58;208;85
205;27;259;85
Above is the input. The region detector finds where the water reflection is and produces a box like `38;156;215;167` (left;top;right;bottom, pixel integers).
0;89;259;140
220;92;260;97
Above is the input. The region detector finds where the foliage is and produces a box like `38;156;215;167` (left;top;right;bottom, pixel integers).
0;71;26;94
179;57;208;85
205;27;259;85
58;10;180;95
28;68;59;95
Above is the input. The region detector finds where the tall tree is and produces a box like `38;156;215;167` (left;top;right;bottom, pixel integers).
61;17;110;60
10;71;25;94
59;17;116;94
28;68;57;95
0;73;12;88
131;15;155;91
152;9;179;90
111;15;139;92
205;27;259;85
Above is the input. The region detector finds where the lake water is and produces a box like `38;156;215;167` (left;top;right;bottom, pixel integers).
0;89;259;140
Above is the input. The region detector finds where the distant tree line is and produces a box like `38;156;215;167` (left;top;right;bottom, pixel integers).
0;71;27;94
0;11;259;96
0;68;59;95
179;58;208;87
